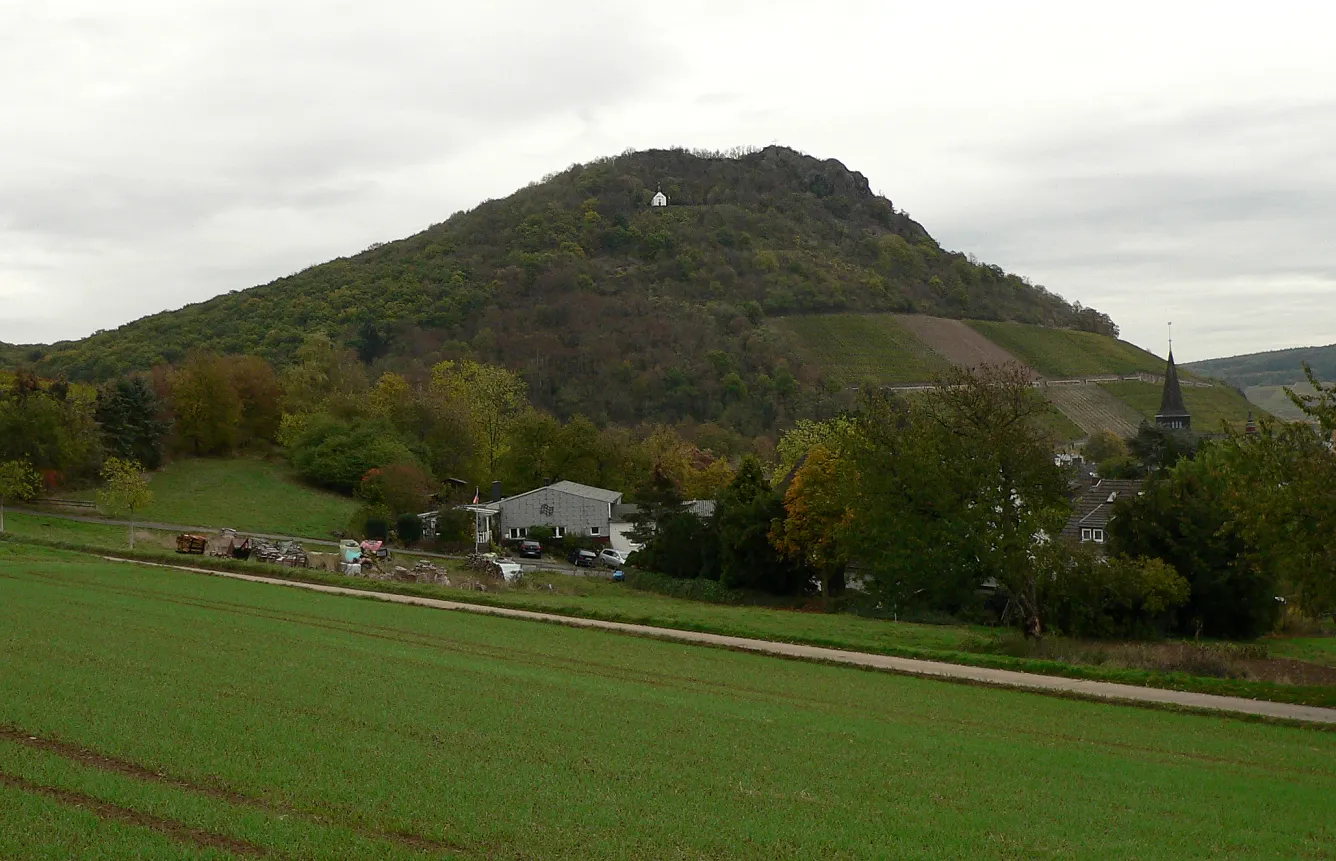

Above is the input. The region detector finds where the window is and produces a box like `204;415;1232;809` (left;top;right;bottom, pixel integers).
1093;529;1105;544
589;526;601;536
551;526;565;539
507;527;527;540
1080;528;1092;542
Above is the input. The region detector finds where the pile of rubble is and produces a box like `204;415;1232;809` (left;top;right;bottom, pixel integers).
385;560;451;586
210;529;308;568
251;539;309;568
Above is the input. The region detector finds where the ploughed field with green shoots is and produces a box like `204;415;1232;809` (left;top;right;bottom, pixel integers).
2;545;1334;860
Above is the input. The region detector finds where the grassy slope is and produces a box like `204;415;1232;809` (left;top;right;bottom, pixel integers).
1034;403;1087;442
3;546;1335;860
771;313;951;384
968;321;1167;378
1099;380;1262;431
70;458;357;537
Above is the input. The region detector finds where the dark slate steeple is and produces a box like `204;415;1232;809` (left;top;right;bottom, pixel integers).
1155;350;1191;430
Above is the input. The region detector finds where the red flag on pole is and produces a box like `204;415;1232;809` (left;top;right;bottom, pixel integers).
472;487;480;504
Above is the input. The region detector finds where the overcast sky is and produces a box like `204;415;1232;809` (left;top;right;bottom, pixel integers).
2;1;1333;361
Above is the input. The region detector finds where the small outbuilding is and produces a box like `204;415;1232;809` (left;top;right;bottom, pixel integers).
651;189;668;207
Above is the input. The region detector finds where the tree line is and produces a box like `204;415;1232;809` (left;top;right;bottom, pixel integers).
632;365;1336;640
0;338;740;537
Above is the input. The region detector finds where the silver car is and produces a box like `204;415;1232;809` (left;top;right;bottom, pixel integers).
598;548;626;568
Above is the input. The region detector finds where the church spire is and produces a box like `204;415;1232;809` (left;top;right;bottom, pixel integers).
1155;333;1191;430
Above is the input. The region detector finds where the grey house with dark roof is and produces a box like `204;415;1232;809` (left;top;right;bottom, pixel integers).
1061;479;1143;548
490;480;623;542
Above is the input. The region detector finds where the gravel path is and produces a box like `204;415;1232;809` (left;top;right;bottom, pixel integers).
107;557;1336;725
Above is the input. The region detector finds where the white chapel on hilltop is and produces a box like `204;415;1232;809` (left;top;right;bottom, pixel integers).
651;188;668;207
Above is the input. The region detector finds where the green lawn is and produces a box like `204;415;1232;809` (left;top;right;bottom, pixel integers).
2;545;1334;860
773;313;951;384
968;321;1167;378
1099;380;1263;431
1272;637;1336;668
73;458;358;538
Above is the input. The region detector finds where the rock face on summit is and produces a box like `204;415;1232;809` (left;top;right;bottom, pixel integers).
17;146;1116;433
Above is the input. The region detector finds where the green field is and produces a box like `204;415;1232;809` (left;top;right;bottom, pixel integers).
1099;381;1263;431
6;520;1335;708
968;322;1167;378
71;458;358;538
773;313;951;384
2;545;1334;860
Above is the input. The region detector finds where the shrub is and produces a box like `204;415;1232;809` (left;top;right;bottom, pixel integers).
288;415;419;493
435;508;473;543
358;462;436;516
363;517;389;542
395;513;423;544
1042;548;1190;639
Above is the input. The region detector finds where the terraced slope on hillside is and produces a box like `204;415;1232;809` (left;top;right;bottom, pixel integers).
772;313;951;385
1245;384;1318;424
894;314;1032;374
1099;381;1262;431
1043;384;1144;438
967;321;1166;379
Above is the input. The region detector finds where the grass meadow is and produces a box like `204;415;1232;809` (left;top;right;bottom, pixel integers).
68;457;358;537
2;544;1334;860
773;313;951;384
967;322;1166;378
1098;381;1262;431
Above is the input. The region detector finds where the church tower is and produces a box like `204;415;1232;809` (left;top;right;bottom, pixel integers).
1154;345;1191;431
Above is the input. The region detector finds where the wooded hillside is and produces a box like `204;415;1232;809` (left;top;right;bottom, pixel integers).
10;146;1117;433
1187;343;1336;387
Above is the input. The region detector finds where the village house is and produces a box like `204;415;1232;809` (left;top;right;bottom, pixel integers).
1061;479;1143;548
490;480;624;543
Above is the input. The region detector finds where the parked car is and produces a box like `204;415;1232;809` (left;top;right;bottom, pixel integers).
568;549;598;568
518;539;543;559
597;548;626;568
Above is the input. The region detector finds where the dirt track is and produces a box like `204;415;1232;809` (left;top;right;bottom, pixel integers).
107;557;1336;726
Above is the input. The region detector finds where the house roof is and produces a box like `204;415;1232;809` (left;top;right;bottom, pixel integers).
612;499;716;523
1060;479;1143;541
496;480;623;507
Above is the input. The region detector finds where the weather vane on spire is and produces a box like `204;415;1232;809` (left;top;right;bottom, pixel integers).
1168;321;1173;353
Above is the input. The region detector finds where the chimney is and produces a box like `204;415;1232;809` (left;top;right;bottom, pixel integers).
491;481;502;503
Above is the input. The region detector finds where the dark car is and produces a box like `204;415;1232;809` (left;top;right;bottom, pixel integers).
568;549;598;568
518;539;543;559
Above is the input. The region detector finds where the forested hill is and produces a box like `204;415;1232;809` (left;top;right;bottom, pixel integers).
1187;343;1336;387
11;145;1116;432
